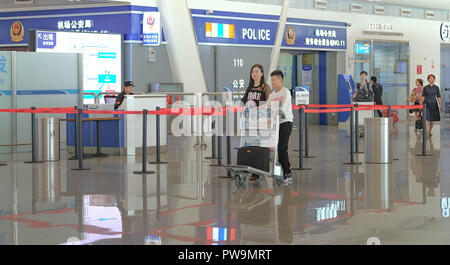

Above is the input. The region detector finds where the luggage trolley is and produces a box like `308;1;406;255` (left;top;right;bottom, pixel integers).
225;107;284;188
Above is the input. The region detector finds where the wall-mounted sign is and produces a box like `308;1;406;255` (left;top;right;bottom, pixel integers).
282;23;347;49
417;65;422;75
35;30;122;104
57;19;94;31
143;12;161;46
206;22;235;39
0;5;166;46
355;43;370;54
194;16;276;46
10;21;25;42
301;65;312;87
285;26;295;45
369;22;393;32
441;22;450;41
192;11;347;50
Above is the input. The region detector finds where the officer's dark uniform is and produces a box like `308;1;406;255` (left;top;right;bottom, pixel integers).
114;81;135;110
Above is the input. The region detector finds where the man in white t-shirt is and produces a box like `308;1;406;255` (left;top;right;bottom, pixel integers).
268;70;294;182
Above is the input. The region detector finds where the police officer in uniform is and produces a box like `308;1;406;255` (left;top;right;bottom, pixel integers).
114;81;135;110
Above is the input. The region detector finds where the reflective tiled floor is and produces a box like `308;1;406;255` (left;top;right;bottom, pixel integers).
0;119;448;245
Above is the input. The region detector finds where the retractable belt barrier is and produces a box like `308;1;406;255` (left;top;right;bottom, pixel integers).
0;104;422;115
0;104;425;168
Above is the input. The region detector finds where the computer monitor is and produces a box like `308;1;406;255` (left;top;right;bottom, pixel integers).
104;96;117;104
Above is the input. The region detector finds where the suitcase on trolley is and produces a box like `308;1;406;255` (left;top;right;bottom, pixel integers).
237;146;270;173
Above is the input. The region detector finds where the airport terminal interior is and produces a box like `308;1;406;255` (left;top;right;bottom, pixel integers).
0;0;450;245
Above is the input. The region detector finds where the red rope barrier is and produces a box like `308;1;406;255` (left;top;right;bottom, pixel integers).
305;108;352;113
0;104;425;115
306;104;354;108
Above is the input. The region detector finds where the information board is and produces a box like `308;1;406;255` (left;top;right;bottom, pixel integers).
295;86;310;106
35;30;122;104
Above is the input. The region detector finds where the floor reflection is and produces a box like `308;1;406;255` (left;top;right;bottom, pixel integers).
0;120;448;244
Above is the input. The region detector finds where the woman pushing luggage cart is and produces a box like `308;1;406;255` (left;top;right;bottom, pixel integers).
225;104;285;189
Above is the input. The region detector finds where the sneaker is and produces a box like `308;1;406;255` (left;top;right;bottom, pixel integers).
283;172;292;184
283;170;292;179
283;177;292;185
250;174;260;181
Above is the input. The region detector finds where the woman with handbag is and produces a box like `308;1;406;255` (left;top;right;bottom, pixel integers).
420;74;443;136
409;79;424;131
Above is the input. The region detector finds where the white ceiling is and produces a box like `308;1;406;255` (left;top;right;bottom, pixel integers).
371;0;450;10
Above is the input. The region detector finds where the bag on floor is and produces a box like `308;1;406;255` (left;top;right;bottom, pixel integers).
382;110;399;124
415;119;423;130
237;146;270;173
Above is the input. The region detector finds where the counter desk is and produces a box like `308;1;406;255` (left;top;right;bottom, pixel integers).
66;94;168;156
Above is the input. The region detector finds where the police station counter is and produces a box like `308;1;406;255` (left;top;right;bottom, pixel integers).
119;94;168;156
66;94;167;156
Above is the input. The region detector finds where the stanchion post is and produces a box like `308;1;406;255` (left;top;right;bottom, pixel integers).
205;120;217;159
149;106;168;164
226;108;232;177
387;105;391;118
354;103;363;154
211;108;224;167
92;120;109;157
304;105;315;159
71;107;90;171
416;103;431;157
344;106;362;165
218;106;232;177
25;106;43;164
134;109;155;174
68;107;78;160
292;105;311;171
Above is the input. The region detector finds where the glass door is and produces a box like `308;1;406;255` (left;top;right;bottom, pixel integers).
354;40;410;117
373;42;409;107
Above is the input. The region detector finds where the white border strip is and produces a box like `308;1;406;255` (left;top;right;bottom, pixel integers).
193;14;347;28
0;3;131;13
198;42;346;51
286;21;347;29
0;10;143;20
0;43;27;47
192;14;278;23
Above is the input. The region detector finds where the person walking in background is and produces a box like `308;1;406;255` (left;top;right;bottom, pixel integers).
409;79;424;129
352;71;374;102
370;76;383;117
420;74;442;136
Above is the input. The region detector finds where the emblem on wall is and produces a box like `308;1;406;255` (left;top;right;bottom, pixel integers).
10;21;24;42
285;26;295;45
441;22;450;41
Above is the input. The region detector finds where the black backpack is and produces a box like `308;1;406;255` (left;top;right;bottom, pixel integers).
415;119;422;130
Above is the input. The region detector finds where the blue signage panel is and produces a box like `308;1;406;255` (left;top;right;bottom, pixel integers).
193;16;278;46
282;24;347;49
355;43;370;54
0;5;166;45
302;65;312;71
193;13;346;50
36;31;56;49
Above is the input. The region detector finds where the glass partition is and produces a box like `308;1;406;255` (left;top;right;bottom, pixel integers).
0;51;12;154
